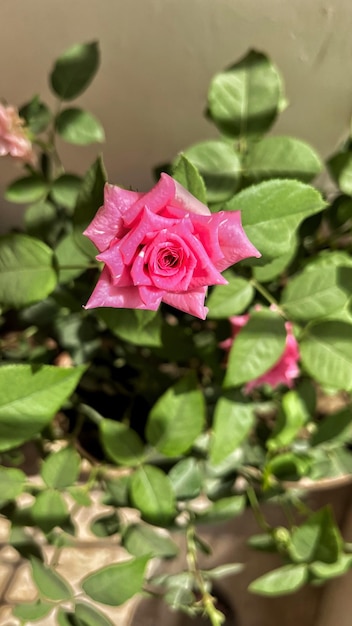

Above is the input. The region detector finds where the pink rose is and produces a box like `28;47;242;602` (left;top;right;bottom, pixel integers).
221;312;300;392
0;104;35;163
83;173;260;319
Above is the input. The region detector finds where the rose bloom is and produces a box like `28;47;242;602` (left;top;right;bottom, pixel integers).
0;103;35;163
221;313;300;392
83;173;260;319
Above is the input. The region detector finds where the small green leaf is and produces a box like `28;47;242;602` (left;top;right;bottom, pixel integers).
55;232;92;283
129;465;176;526
102;475;130;507
310;555;352;580
0;364;86;451
226;180;326;262
0;467;26;504
210;395;254;465
19;96;52;133
300;321;352;391
328;152;352;195
31;557;72;600
224;309;286;388
41;447;81;489
91;513;120;537
183;140;241;203
288;507;342;564
312;407;352;446
5;176;48;204
98;308;162;348
267;452;311;481
245;136;322;183
68;486;91;507
207;273;254;319
24;201;57;240
267;390;309;451
123;523;178;558
0;234;57;308
281;264;352;322
253;236;297;282
59;603;115;626
168;458;202;500
31;490;69;533
82;556;149;606
50;41;100;100
207;50;284;138
196;495;245;524
203;563;243;579
55;108;105;145
146;375;205;457
51;174;82;210
249;564;308;596
171;154;207;204
13;600;52;621
99;419;146;467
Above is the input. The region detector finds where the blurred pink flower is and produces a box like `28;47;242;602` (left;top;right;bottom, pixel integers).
0;104;35;163
83;173;260;319
221;312;300;392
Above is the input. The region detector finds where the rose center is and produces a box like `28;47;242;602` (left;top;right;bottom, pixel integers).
157;246;183;271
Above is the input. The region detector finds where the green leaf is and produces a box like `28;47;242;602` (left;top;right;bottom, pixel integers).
171;154;207;204
310;555;352;581
207;273;254;319
13;600;52;621
102;475;130;507
249;564;308;596
0;364;86;451
253;236;297;282
223;308;286;388
196;495;245;524
31;490;69;533
226;180;326;262
168;458;202;500
129;465;176;526
0;234;57;308
288;507;342;564
24;201;57;240
19;96;52;133
267;452;311;481
50;41;100;100
247;533;277;552
210;395;255;465
300;321;352;391
10;525;42;560
98;308;162;348
99;419;146;467
31;557;72;600
41;447;81;489
51;174;82;210
309;447;352;481
267;390;309;451
203;563;243;579
146;375;205;456
311;407;352;446
281;264;352;322
91;513;120;538
82;556;149;606
68;486;91;507
0;467;26;504
56;108;105;145
55;232;91;283
123;523;178;558
207;49;284;138
59;603;115;626
245;136;322;183
183;140;241;203
5;176;48;204
328;152;352;195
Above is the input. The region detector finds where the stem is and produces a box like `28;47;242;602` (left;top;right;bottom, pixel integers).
186;523;225;626
250;278;282;310
246;486;271;532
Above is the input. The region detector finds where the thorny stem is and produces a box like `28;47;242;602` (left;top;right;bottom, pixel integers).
186;523;225;626
246;485;271;533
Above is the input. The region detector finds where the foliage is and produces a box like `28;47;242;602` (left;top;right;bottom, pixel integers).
1;42;352;626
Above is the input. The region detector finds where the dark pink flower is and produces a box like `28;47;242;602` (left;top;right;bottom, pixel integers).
84;174;260;319
221;312;300;392
0;104;35;163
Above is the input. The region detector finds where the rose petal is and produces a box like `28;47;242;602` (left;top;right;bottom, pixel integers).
83;183;142;252
84;267;150;310
211;211;261;271
171;178;211;216
97;245;133;287
123;173;176;226
162;288;208;320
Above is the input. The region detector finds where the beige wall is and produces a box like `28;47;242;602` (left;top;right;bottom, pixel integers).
1;0;351;230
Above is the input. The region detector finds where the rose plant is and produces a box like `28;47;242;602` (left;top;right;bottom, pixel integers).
1;42;352;625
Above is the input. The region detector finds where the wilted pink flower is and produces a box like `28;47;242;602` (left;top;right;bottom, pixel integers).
83;173;260;319
0;104;35;163
221;312;300;392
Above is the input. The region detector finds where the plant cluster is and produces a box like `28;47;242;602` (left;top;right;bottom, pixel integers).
1;43;352;626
